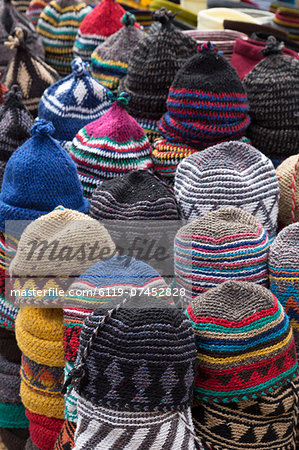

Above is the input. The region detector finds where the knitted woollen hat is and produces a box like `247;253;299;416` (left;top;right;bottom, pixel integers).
70;294;198;449
53;420;76;450
0;120;89;233
36;0;92;75
269;223;299;351
91;12;145;91
11;0;31;14
38;58;110;143
192;378;299;450
70;93;153;199
0;0;45;73
2;28;59;117
89;170;180;220
276;154;299;228
73;0;126;62
26;410;64;450
152;42;250;183
174;141;279;241
174;207;269;304
26;0;51;27
243;36;299;164
0;86;34;188
0;232;19;330
186;280;298;403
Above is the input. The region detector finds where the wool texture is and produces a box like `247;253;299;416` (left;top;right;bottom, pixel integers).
0;427;29;450
26;0;51;27
73;0;126;62
243;36;299;162
0;233;18;330
0;354;22;405
11;0;30;14
0;403;29;428
0;86;34;188
70;98;153;198
25;436;40;449
2;28;59;117
53;419;76;450
186;280;298;403
276;154;299;228
0;121;89;234
174;207;269;305
26;410;64;450
37;0;92;75
174;141;279;241
91;12;145;91
63;362;78;422
0;327;21;362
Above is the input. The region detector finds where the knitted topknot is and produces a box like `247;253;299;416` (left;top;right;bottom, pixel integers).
30;119;54;136
261;35;284;56
71;57;88;77
121;11;135;26
152;7;175;25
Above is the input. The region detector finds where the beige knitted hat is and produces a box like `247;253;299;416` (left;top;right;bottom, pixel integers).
276;154;299;227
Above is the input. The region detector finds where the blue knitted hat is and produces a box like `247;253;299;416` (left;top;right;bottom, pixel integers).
38;58;111;143
0;119;89;232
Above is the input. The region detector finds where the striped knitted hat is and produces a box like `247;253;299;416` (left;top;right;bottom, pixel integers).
174;141;280;241
26;0;51;27
3;27;59;117
269;223;299;350
186;280;298;403
25;410;64;450
38;58;110;143
70;294;198;449
11;0;30;14
73;0;125;62
91;12;145;91
36;0;92;75
192;378;299;449
70;93;153;199
152;42;250;182
0;86;34;188
53;420;76;450
243;36;299;166
174;207;269;305
276;154;299;228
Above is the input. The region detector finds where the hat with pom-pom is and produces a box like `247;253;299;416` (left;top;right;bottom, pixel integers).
91;12;145;91
152;41;250;183
2;27;59;117
70;92;153;198
0;119;89;233
276;154;299;228
119;8;197;141
73;0;126;62
38;58;111;144
0;85;34;188
36;0;92;75
243;36;299;166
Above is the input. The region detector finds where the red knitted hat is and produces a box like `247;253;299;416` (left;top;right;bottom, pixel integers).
26;410;64;450
80;0;124;36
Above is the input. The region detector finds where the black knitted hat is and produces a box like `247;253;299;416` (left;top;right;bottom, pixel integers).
243;36;299;161
119;8;197;120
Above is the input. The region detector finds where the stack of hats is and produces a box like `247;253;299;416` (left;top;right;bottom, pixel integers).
0;85;34;188
269;223;299;351
73;0;126;62
68;293;198;450
276;154;299;228
186;280;299;449
70;93;153;199
119;8;197;142
174;141;280;242
2;27;59;117
36;0;92;75
0;0;45;73
38;58;111;146
174;207;269;306
152;42;250;183
243;36;299;168
26;0;51;27
273;6;299;42
91;12;145;91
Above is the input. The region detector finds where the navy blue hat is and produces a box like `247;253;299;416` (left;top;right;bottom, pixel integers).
0;119;89;232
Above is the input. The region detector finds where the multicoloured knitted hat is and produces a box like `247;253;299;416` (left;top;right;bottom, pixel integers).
269;223;299;348
119;8;197;140
0;233;19;330
0;86;34;188
152;42;250;182
38;58;110;143
192;378;299;449
91;12;145;91
69;294;198;449
0;120;89;233
90;170;180;220
53;420;76;450
276;154;299;228
186;280;298;403
243;36;299;166
26;410;64;450
73;0;126;62
70;93;153;198
36;0;92;75
3;27;59;117
11;0;31;14
26;0;51;27
174;141;279;241
0;0;45;72
174;207;269;304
